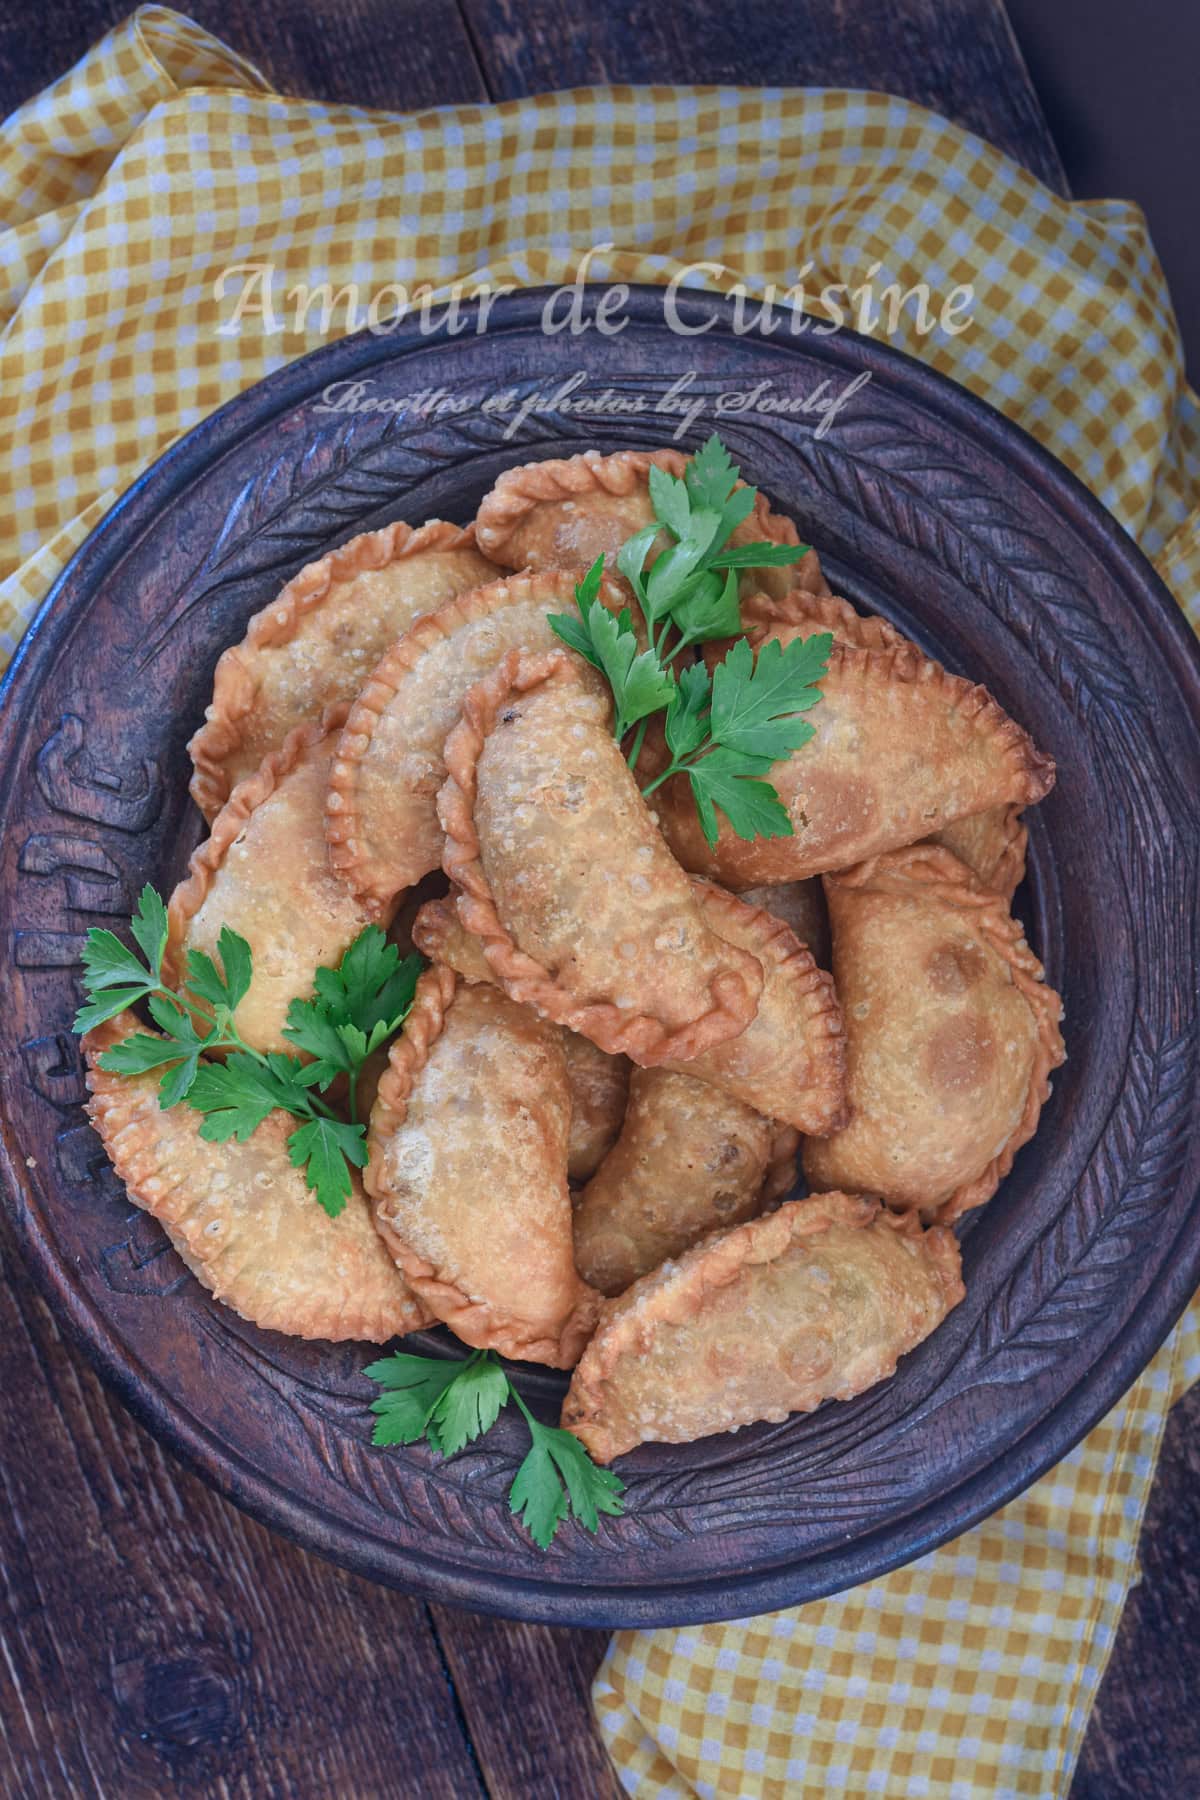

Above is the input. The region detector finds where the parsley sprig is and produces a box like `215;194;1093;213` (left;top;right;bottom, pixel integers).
548;434;831;847
366;1349;624;1550
73;885;421;1218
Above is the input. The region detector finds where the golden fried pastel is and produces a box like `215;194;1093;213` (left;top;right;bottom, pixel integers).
438;648;764;1065
652;630;1054;887
573;1066;798;1296
804;844;1065;1221
474;446;821;601
84;1013;427;1342
563;1194;964;1461
325;568;628;918
189;520;498;819
365;967;599;1367
167;719;384;1055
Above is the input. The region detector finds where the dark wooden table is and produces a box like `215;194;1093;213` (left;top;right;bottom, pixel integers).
1;4;1196;1794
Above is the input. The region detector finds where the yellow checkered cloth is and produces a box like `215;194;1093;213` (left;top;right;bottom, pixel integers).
2;10;1198;1796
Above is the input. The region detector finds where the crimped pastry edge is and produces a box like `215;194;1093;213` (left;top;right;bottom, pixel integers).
165;709;353;996
188;519;482;820
740;587;904;650
364;965;600;1367
813;841;1066;1223
687;877;849;1135
933;803;1028;901
473;446;800;565
437;646;763;1065
324;566;620;918
657;633;1057;882
562;1193;965;1461
83;1012;429;1342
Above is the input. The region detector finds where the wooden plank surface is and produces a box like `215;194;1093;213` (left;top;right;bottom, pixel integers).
0;3;1191;1797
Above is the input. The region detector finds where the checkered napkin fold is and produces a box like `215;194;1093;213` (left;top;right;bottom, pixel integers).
2;10;1198;1797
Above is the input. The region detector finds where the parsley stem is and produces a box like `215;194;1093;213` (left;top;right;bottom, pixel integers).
625;716;650;772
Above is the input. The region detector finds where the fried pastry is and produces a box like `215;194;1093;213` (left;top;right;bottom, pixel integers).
167;717;383;1055
740;591;1029;899
325;568;628;918
929;805;1027;900
804;844;1065;1221
563;1194;964;1461
658;880;846;1133
437;648;764;1064
473;446;822;601
189;520;498;819
364;966;598;1366
410;896;631;1180
84;1013;427;1342
573;1067;797;1296
562;1031;632;1183
652;630;1055;887
739;587;898;649
414;878;842;1132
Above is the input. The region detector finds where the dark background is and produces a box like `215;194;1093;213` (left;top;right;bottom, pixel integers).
0;4;1197;1797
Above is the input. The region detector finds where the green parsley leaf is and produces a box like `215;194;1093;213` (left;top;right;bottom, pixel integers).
184;924;254;1013
508;1405;625;1549
668;565;742;651
709;632;831;759
367;1354;465;1449
365;1353;625;1550
287;1116;368;1218
189;1056;288;1142
664;661;712;760
97;1030;194;1077
614;524;660;603
312;926;420;1037
74;984;156;1034
128;884;169;981
684;433;739;512
647;462;692;540
281;999;355;1087
709;542;813;570
552;579;676;740
428;1353;511;1456
79;928;153;994
687;746;794;849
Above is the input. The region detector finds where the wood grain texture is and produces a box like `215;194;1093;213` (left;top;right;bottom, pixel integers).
459;0;1068;190
0;0;488;116
0;1213;487;1800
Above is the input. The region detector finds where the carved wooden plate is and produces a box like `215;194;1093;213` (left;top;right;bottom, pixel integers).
2;291;1199;1626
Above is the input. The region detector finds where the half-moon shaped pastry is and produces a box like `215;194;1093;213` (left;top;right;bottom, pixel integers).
438;648;764;1065
573;1066;798;1296
563;1194;964;1461
804;844;1065;1221
410;896;631;1181
739;879;830;968
189;520;498;820
84;1013;427;1342
325;568;628;918
740;592;1029;900
651;630;1055;888
473;446;822;602
364;966;598;1366
166;719;384;1055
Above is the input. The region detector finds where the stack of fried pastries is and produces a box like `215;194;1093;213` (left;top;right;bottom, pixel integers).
85;447;1065;1462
